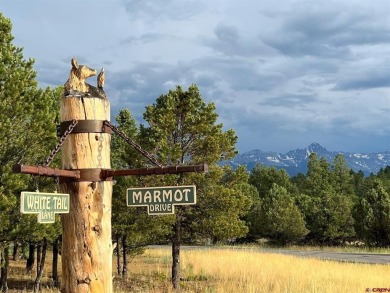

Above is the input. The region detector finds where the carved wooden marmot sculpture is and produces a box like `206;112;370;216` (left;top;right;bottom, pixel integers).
64;58;106;99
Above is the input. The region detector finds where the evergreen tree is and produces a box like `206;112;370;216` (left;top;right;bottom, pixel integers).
354;178;390;246
330;154;355;196
304;153;332;196
297;153;355;244
376;166;390;191
0;13;59;289
249;164;294;198
142;84;250;289
328;154;356;240
111;109;144;169
190;165;253;243
351;169;365;199
249;183;308;244
291;172;306;192
111;109;173;276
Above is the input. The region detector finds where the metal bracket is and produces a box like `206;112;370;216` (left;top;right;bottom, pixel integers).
59;120;112;137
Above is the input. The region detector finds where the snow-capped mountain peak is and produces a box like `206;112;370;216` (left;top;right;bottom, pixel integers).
223;143;390;176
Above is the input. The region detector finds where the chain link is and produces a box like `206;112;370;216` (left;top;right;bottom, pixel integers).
103;120;162;167
97;133;103;168
43;119;78;167
43;119;160;168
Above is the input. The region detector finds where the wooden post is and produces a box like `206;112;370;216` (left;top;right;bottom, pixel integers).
59;59;112;292
11;58;209;293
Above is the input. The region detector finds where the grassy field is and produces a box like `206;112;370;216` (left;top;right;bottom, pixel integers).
5;247;390;292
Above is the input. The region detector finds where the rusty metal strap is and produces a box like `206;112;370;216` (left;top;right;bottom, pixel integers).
59;120;112;136
104;164;208;177
13;164;113;183
59;169;113;183
13;164;80;179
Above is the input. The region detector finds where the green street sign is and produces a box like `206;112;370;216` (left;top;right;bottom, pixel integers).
20;191;70;223
127;185;196;215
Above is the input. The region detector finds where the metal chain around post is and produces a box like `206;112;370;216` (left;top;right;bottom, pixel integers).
103;120;162;167
43;119;78;167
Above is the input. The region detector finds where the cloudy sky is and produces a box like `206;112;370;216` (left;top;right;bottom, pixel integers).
2;0;390;154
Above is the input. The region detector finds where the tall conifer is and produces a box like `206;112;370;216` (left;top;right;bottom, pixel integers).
0;13;59;289
142;84;251;289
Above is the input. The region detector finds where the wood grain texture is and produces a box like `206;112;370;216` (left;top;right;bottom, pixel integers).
60;95;113;293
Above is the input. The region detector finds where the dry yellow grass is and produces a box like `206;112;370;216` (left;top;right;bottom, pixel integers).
133;248;390;293
7;247;390;292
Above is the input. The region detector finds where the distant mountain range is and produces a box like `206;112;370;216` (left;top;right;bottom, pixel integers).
222;143;390;176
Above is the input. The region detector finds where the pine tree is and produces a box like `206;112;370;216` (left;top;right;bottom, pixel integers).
249;183;308;244
354;178;390;246
376;166;390;191
190;165;253;243
304;153;332;196
0;13;59;289
142;84;250;289
330;154;355;196
297;153;355;244
111;109;173;277
249;164;295;198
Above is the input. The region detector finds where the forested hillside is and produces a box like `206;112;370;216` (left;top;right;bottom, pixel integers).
247;155;390;246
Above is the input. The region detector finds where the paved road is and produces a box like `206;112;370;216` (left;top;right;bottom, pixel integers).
150;245;390;264
259;248;390;264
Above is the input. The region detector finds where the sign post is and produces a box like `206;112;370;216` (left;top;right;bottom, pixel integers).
127;185;196;215
12;58;207;293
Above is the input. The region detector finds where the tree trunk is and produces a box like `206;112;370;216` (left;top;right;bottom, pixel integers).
21;242;27;260
116;235;121;276
12;242;19;261
34;238;47;293
122;236;127;278
59;94;113;293
26;243;35;272
0;245;9;293
171;215;181;290
52;236;60;288
36;242;42;275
